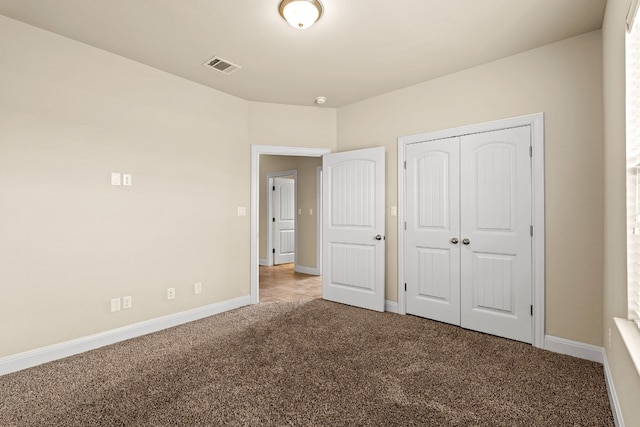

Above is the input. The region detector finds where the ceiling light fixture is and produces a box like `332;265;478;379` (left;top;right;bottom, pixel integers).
279;0;323;30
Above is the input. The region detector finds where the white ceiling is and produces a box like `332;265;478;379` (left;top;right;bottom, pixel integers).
0;0;607;107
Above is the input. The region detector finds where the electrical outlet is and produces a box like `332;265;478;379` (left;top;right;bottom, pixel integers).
167;288;175;300
122;174;132;186
110;298;121;312
194;282;202;294
122;296;132;309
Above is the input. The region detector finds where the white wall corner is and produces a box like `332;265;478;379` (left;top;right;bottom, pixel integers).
294;265;320;275
544;335;604;363
0;295;251;377
603;351;625;427
385;300;399;314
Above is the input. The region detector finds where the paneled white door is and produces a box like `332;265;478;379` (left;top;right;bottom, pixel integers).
460;126;532;343
405;137;461;325
405;126;532;343
322;147;385;312
273;177;295;265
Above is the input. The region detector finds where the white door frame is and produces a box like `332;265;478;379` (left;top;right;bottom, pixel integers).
397;113;545;348
266;170;298;267
251;145;330;304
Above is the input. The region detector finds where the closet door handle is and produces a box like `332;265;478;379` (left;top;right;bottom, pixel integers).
450;238;459;244
462;238;470;245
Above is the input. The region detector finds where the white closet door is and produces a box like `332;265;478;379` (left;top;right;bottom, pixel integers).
273;177;295;265
405;137;461;325
460;126;532;343
322;147;385;312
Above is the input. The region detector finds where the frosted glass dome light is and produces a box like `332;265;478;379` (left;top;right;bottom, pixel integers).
279;0;323;30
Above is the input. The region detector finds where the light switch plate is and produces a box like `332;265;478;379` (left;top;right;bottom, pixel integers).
237;207;246;216
390;206;397;217
110;298;121;312
111;173;121;186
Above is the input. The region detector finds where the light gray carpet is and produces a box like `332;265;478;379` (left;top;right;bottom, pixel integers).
0;300;613;426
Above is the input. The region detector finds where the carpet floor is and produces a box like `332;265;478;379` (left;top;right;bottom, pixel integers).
0;300;613;426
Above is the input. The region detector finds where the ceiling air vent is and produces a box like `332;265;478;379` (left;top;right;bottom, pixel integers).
203;56;241;75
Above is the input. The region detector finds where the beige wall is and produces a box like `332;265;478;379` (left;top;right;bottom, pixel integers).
258;155;322;269
603;0;640;425
0;16;335;358
337;31;605;346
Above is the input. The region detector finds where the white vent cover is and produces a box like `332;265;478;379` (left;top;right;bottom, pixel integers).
203;56;241;75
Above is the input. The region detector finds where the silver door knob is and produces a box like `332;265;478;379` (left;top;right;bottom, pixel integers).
375;234;383;240
450;238;459;244
462;238;470;245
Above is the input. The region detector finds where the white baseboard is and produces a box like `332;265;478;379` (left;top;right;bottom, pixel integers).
294;265;320;275
385;300;399;314
0;295;251;376
259;258;268;266
603;351;625;427
544;335;604;363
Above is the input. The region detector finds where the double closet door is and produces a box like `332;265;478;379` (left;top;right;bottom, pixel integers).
405;126;532;343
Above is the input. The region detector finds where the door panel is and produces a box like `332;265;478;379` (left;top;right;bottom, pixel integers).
323;147;385;312
405;138;460;325
460;126;532;343
273;177;295;265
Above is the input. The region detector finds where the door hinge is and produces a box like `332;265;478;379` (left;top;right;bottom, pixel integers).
530;305;533;316
272;185;275;191
404;221;407;230
529;146;533;157
272;248;275;254
404;161;407;170
272;217;275;222
530;225;533;237
405;283;407;292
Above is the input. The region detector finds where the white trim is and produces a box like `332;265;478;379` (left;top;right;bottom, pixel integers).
316;165;323;276
251;145;331;304
603;351;625;427
295;265;320;275
615;317;640;375
397;113;545;348
266;170;298;267
543;335;604;363
385;300;399;314
259;258;268;266
628;0;640;32
0;295;250;376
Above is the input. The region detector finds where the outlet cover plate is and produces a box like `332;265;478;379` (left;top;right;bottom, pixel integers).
167;288;175;300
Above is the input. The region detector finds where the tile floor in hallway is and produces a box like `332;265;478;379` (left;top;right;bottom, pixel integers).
259;263;322;303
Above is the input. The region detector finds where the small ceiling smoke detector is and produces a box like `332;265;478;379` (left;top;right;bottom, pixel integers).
203;56;242;75
315;96;327;105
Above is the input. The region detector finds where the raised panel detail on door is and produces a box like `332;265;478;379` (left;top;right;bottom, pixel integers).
406;137;460;325
323;147;385;312
460;126;532;343
472;253;515;315
330;243;375;291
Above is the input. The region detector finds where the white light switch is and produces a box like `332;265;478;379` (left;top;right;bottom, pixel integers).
110;298;121;312
237;207;246;216
111;173;121;186
390;206;397;217
298;209;302;215
122;174;132;186
309;208;313;215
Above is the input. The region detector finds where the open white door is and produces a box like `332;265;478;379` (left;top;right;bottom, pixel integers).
322;147;385;312
273;177;295;265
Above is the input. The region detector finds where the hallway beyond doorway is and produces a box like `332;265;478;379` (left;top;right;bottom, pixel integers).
259;264;322;303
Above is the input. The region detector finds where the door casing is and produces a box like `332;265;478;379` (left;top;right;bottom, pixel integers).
250;145;330;304
397;113;545;348
266;171;297;266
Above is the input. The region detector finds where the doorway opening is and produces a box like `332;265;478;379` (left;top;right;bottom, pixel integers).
250;145;330;304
